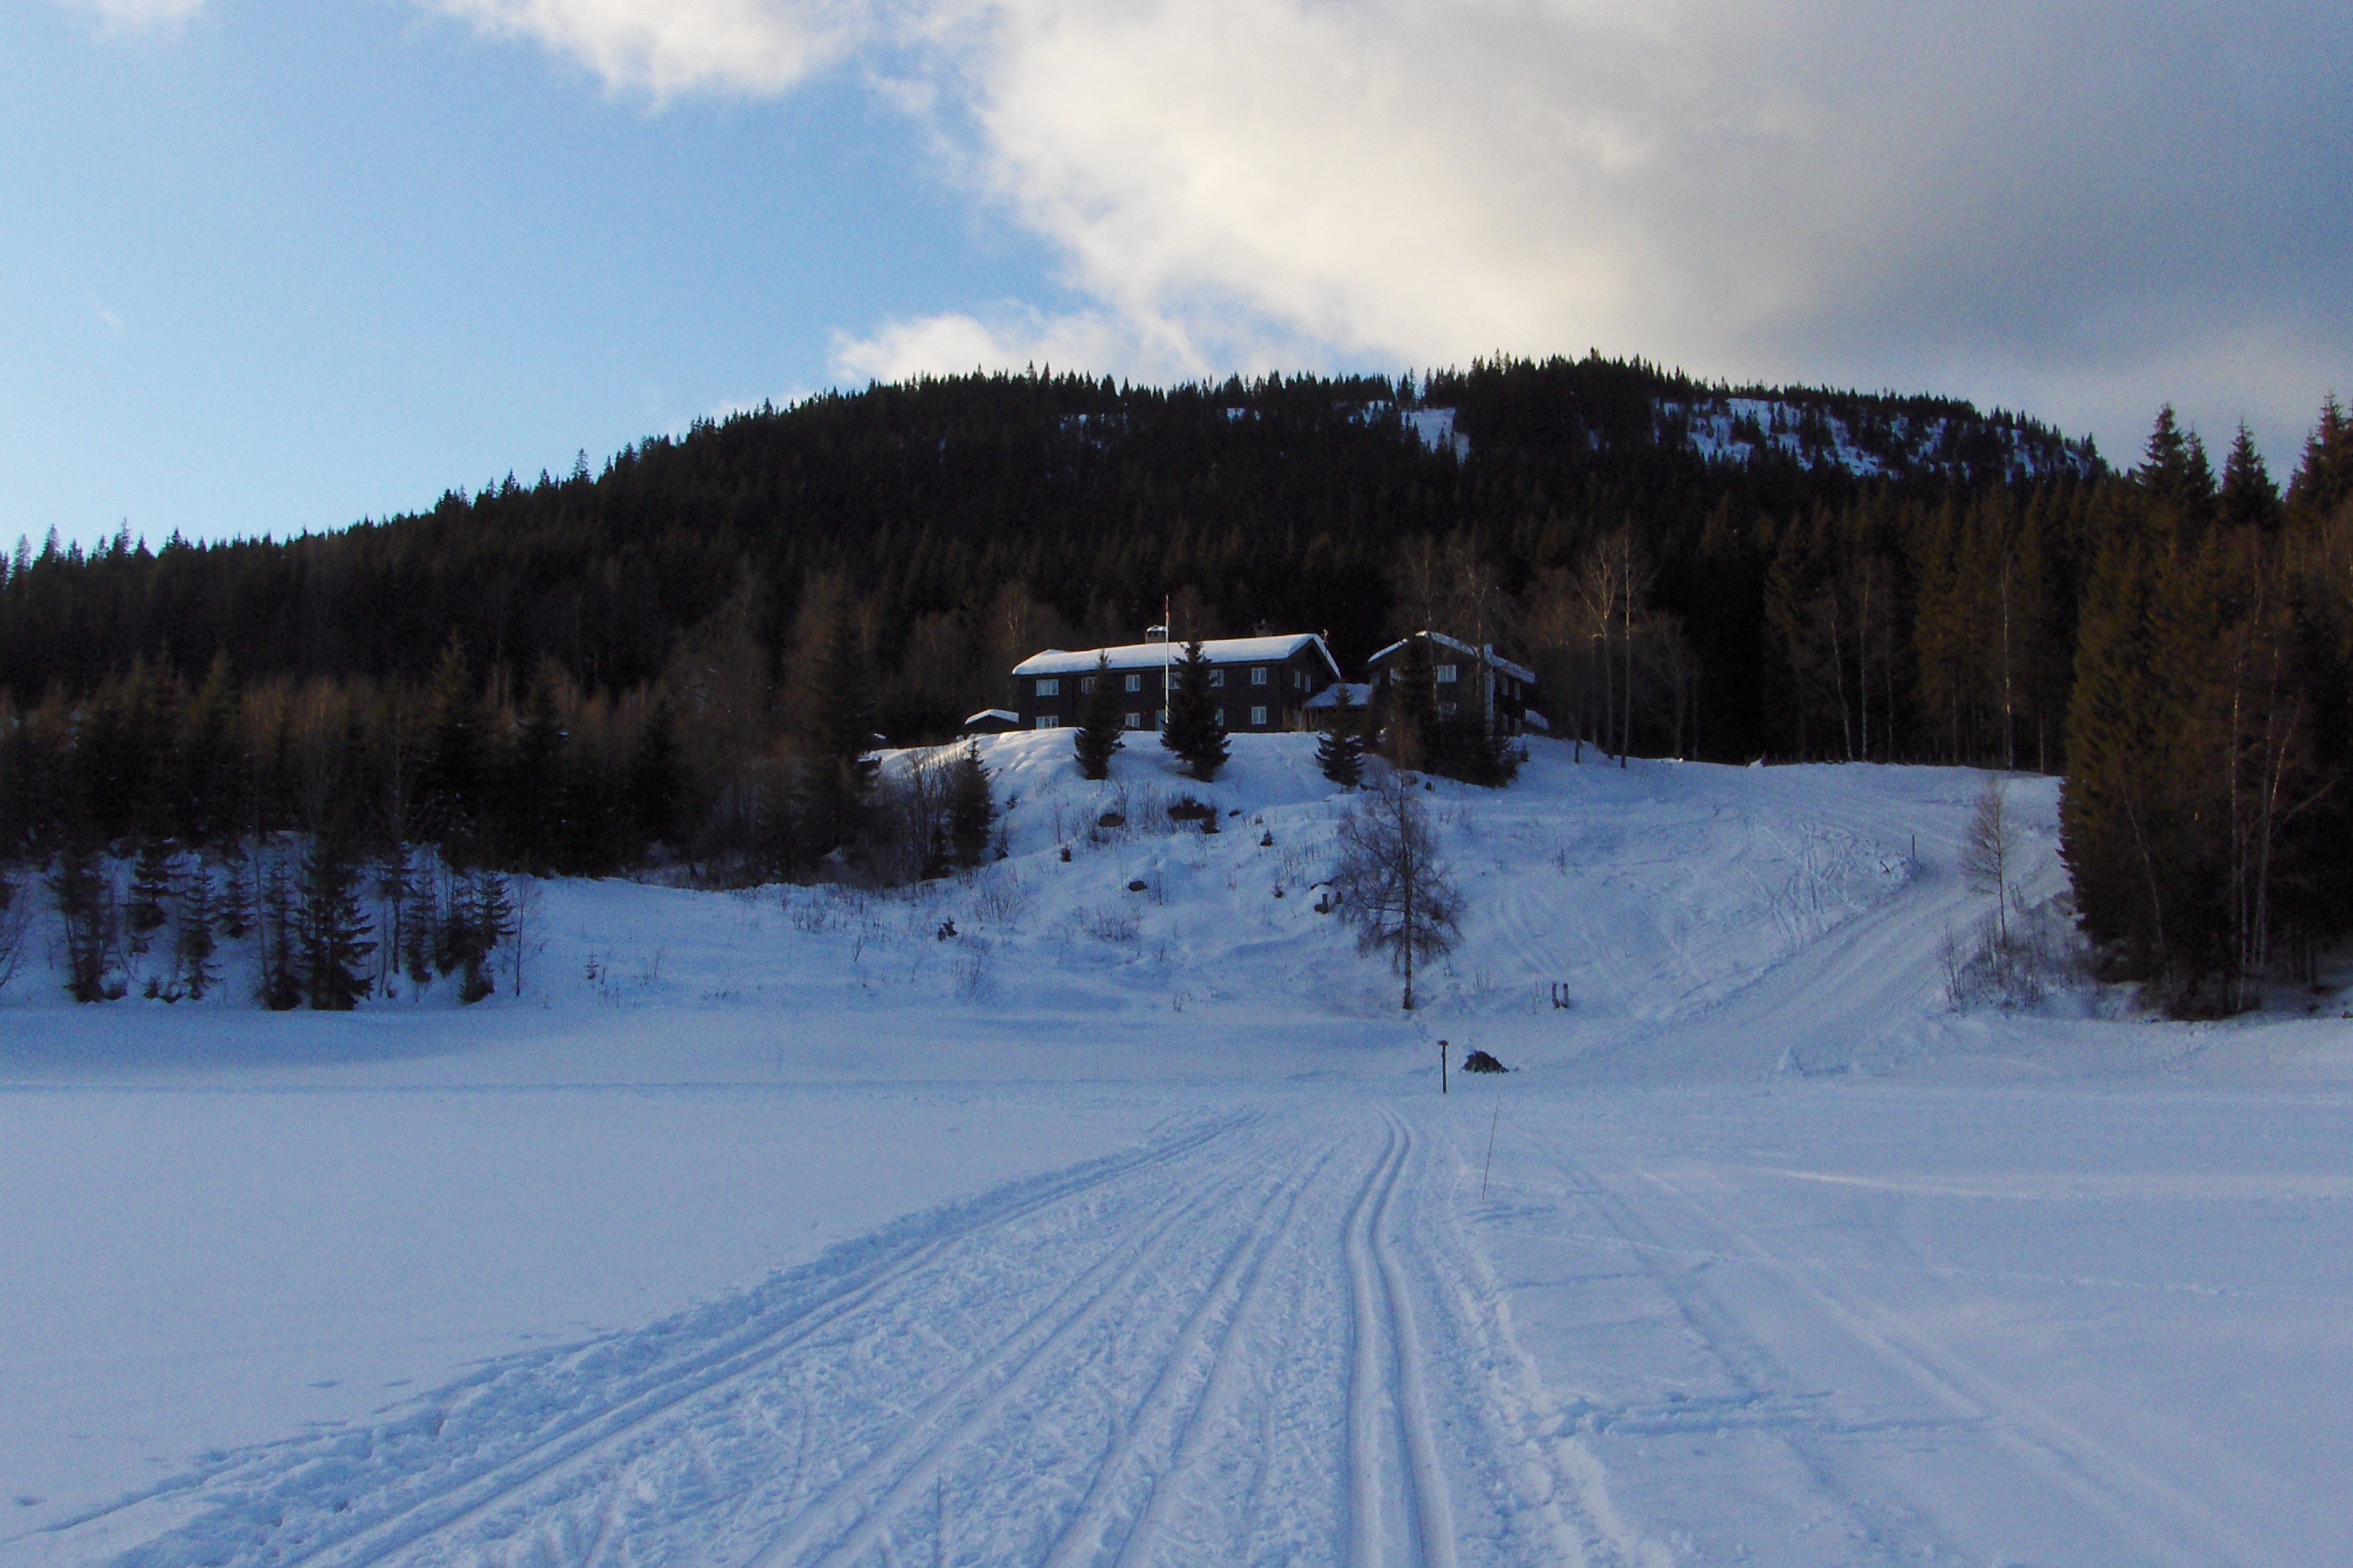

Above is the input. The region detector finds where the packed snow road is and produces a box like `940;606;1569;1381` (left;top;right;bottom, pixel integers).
40;1104;1599;1568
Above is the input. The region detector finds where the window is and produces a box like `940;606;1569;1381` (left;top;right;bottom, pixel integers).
1435;663;1458;684
1036;677;1060;696
1124;672;1143;693
1214;708;1224;727
1250;666;1268;686
1078;675;1095;694
1437;701;1457;718
1035;715;1059;729
1124;712;1143;729
1249;706;1268;726
1209;668;1224;688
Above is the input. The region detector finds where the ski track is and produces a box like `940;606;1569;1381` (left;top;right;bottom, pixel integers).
55;1105;1591;1568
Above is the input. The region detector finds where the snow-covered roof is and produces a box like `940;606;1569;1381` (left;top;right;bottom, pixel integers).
1366;630;1537;687
1304;682;1375;710
962;709;1019;727
1015;634;1342;682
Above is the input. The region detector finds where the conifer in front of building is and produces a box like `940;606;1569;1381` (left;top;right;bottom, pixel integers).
1161;640;1229;782
1073;652;1124;780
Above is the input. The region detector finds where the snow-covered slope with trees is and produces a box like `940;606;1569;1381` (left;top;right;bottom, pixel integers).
4;735;2348;1567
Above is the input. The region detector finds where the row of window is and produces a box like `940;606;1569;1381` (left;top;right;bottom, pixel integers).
1376;661;1525;701
1033;706;1272;731
1035;663;1303;699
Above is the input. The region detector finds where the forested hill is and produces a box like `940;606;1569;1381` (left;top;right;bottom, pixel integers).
1;356;2090;753
3;354;2351;1011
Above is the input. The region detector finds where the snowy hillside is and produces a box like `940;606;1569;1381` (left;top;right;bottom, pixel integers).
1657;396;2098;481
5;738;2351;1568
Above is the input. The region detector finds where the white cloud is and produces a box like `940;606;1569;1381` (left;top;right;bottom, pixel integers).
68;0;204;34
425;0;871;97
440;0;2353;455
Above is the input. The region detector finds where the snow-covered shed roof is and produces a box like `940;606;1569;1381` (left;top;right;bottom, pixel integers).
1015;634;1343;682
962;709;1020;730
1304;682;1375;710
1366;630;1537;687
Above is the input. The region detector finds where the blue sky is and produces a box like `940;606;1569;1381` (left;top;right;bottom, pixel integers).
7;0;2349;549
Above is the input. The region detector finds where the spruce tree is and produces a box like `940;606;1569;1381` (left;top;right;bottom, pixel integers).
258;848;301;1010
180;651;243;848
2219;424;2283;534
946;741;996;867
2286;395;2352;523
468;872;516;1003
1072;653;1124;779
1160;639;1229;782
421;634;488;854
296;834;373;1010
810;611;879;850
1384;634;1439;768
629;696;682;853
175;865;219;1000
506;668;566;872
1315;687;1367;786
126;837;175;949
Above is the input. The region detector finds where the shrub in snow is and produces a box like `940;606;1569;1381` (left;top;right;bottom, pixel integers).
1945;896;2083;1011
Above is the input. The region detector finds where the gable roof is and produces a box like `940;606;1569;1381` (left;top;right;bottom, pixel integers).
1015;634;1342;682
1366;630;1537;687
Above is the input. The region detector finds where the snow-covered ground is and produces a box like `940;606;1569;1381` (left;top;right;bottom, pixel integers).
4;734;2350;1566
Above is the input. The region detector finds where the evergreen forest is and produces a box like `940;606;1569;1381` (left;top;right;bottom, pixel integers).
2;354;2348;1014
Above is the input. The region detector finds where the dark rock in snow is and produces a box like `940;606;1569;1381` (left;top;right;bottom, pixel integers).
1462;1049;1508;1074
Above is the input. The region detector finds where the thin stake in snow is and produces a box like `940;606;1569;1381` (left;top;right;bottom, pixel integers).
1481;1108;1500;1201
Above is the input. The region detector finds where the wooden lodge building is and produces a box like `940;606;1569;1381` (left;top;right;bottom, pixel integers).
1364;631;1543;736
1011;634;1343;733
